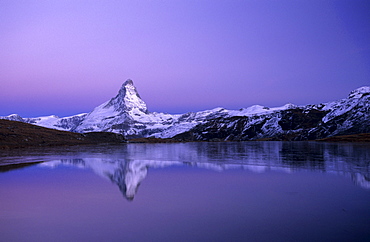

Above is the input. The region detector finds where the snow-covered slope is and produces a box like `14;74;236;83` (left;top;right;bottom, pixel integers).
73;79;177;137
0;113;87;131
0;114;24;122
26;113;87;131
73;79;284;138
1;79;369;140
174;86;370;141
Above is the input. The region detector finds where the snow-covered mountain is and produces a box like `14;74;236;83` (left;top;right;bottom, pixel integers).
1;79;369;140
1;113;87;131
72;79;176;137
174;86;370;141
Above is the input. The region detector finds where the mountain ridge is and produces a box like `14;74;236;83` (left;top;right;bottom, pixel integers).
1;79;369;141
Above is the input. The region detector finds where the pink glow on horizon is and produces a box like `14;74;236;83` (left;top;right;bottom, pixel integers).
1;1;369;117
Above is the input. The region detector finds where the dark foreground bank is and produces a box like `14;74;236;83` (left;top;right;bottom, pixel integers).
317;133;370;142
0;119;125;149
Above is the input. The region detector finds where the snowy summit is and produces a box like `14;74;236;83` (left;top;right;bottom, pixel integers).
1;79;369;140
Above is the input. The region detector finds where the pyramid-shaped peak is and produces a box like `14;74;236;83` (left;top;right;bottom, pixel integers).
118;79;143;99
122;79;134;87
118;79;135;94
105;79;148;114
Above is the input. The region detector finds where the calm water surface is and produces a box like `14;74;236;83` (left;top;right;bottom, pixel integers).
0;142;369;242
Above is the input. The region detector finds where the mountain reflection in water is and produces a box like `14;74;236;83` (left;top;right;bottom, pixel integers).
7;141;363;200
1;141;369;242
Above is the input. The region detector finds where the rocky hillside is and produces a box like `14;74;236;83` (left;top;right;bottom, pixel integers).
174;87;370;141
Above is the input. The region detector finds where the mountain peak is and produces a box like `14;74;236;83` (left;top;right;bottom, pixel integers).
105;79;148;114
121;79;134;89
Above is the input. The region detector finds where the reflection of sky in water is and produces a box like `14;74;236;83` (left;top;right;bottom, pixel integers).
34;141;370;198
0;142;369;241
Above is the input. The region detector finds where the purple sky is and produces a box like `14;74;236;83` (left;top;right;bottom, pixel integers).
1;0;369;117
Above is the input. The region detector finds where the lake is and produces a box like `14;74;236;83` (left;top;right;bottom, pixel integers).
0;141;369;242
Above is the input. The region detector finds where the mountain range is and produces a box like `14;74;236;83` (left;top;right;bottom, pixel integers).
1;79;369;141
